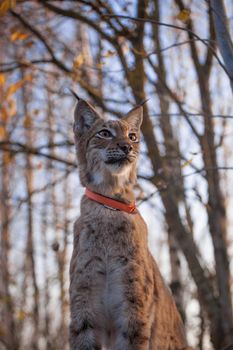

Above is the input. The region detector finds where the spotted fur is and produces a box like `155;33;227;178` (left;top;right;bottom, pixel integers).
70;99;192;350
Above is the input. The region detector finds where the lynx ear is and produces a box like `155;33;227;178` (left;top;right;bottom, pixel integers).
123;105;143;129
73;100;101;135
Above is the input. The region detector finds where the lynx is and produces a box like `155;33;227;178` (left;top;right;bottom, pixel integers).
69;95;191;350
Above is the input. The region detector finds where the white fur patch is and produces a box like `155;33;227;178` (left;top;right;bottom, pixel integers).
116;164;131;186
93;172;104;185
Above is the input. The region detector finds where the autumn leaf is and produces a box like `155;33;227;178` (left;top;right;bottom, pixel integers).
0;73;6;85
9;99;17;117
3;151;14;165
1;106;8;122
73;53;84;69
10;31;29;42
176;9;191;23
5;75;32;100
181;157;194;169
0;0;16;16
103;50;116;58
6;81;24;100
96;62;105;69
25;74;33;82
0;126;6;139
23;115;32;128
16;310;27;321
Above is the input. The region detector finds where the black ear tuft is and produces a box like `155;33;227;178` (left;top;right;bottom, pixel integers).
73;99;101;135
69;88;80;101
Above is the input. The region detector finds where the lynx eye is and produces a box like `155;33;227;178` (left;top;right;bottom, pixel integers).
97;129;113;139
129;133;138;142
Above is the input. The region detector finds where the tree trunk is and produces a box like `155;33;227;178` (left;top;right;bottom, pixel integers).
23;85;40;350
0;157;18;350
210;0;233;91
124;0;224;347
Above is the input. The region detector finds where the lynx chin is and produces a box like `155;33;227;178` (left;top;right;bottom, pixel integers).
69;95;192;350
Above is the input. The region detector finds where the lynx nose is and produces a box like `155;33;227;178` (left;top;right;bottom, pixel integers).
118;142;132;154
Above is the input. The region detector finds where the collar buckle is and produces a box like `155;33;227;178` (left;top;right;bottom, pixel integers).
104;205;118;211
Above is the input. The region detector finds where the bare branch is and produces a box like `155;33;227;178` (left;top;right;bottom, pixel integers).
10;10;71;73
0;141;76;168
106;13;229;78
39;0;117;47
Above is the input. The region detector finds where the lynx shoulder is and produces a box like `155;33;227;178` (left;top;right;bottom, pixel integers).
69;96;192;350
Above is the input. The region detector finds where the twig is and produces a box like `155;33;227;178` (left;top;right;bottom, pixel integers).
105;14;229;78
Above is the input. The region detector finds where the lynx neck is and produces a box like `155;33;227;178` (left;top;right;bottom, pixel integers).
85;164;136;204
87;182;135;204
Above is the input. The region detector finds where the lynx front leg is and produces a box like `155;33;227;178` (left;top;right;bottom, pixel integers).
112;295;152;350
69;319;101;350
69;241;104;349
69;280;102;350
113;317;150;350
110;260;154;350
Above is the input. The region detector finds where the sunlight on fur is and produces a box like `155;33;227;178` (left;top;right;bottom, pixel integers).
69;96;192;350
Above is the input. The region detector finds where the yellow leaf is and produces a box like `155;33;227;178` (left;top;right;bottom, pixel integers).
3;151;14;165
10;31;29;42
96;62;105;69
9;99;16;117
103;50;116;58
181;157;193;169
16;310;27;321
73;53;84;69
5;75;32;100
176;9;191;23
23;115;32;128
0;126;6;139
0;0;16;16
0;73;5;85
6;80;24;99
1;106;8;122
24;74;33;82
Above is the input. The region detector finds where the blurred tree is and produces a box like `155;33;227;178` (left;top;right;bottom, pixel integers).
0;1;233;349
210;0;233;91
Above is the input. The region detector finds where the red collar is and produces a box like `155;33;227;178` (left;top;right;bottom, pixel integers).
85;188;137;214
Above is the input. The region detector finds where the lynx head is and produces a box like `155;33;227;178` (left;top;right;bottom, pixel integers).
73;98;143;192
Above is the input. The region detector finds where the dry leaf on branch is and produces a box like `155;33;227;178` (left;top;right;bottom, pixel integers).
176;9;191;23
5;75;33;100
10;31;29;42
0;0;16;16
0;73;6;85
102;50;116;58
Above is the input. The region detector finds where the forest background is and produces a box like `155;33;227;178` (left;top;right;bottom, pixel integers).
0;0;233;349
